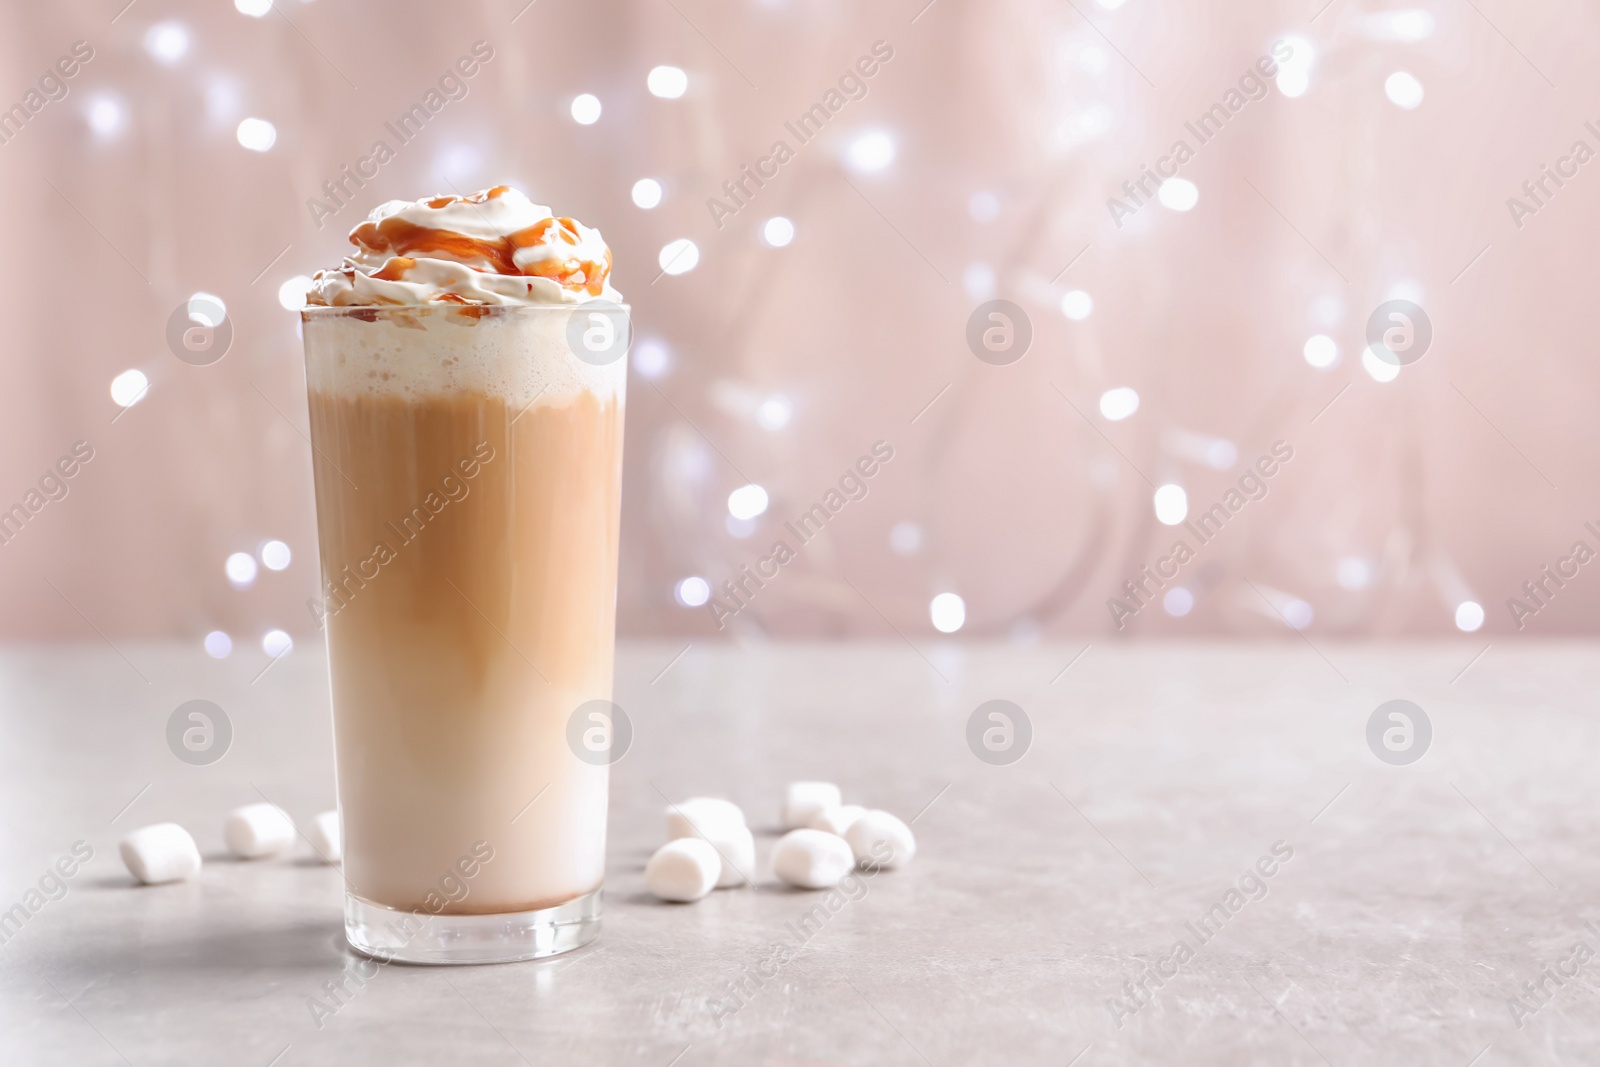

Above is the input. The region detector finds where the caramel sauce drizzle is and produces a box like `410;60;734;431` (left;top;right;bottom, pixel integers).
349;186;610;296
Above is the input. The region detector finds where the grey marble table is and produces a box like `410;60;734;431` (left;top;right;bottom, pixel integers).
1;640;1597;1066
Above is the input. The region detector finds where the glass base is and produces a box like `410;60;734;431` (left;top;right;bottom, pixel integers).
344;887;602;965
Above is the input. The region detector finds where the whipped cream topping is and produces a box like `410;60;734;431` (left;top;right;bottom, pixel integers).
307;186;620;307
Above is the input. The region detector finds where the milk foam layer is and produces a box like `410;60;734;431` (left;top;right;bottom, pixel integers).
308;186;620;308
304;307;625;405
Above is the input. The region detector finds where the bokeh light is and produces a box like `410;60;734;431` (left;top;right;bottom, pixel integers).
727;484;769;520
1061;290;1094;320
1303;334;1339;368
110;369;148;408
675;576;710;607
1099;387;1140;421
1158;178;1199;212
647;66;688;99
762;217;795;247
631;178;663;209
260;540;291;571
659;239;699;275
144;22;190;65
236;117;277;152
1385;72;1424;110
571;94;602;124
846;131;894;172
930;592;966;633
1154;484;1188;525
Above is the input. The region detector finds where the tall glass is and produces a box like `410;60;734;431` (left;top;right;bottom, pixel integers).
301;303;627;964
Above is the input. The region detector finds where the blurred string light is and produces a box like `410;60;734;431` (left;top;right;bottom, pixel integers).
727;484;769;520
278;275;313;311
1275;36;1315;98
968;190;1000;222
1338;557;1373;590
87;96;125;137
756;396;792;431
236;117;277;152
1060;289;1093;320
1153;484;1188;525
110;369;148;408
1158;178;1198;212
1385;71;1424;110
1163;587;1194;617
1095;0;1127;8
431;144;481;186
144;22;190;64
204;78;242;126
1281;598;1314;629
962;262;996;301
1065;104;1113;140
1387;279;1426;305
225;552;258;587
1310;294;1344;329
633;338;671;378
659;238;699;275
1362;347;1401;382
762;217;795;247
260;540;291;571
1164;427;1236;469
846;131;894;172
930;592;966;633
1455;601;1485;632
570;94;602;124
204;631;232;658
188;292;226;327
890;521;923;556
675;576;710;607
1099;387;1139;421
1361;9;1436;41
1303;334;1338;368
263;630;293;657
647;65;688;99
631;178;663;209
235;0;272;15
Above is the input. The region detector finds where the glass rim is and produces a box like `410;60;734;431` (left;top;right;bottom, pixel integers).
301;301;629;318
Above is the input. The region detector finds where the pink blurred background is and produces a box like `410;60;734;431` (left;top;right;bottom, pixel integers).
1;0;1595;650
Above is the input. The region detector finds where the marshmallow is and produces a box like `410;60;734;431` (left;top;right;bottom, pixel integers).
782;781;842;830
807;804;867;836
709;822;756;888
845;810;917;870
645;838;721;902
308;810;341;864
119;823;202;885
771;829;855;889
664;796;745;840
223;803;296;859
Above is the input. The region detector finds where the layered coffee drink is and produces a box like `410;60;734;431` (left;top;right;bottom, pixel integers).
301;187;626;963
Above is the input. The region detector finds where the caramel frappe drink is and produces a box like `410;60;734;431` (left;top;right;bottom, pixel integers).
301;187;627;963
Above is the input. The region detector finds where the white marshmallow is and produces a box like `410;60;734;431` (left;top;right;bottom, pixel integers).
664;796;745;840
223;803;296;859
771;828;855;889
845;810;917;870
308;810;341;864
783;781;842;830
709;822;756;888
807;804;867;836
119;823;202;885
645;838;721;902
